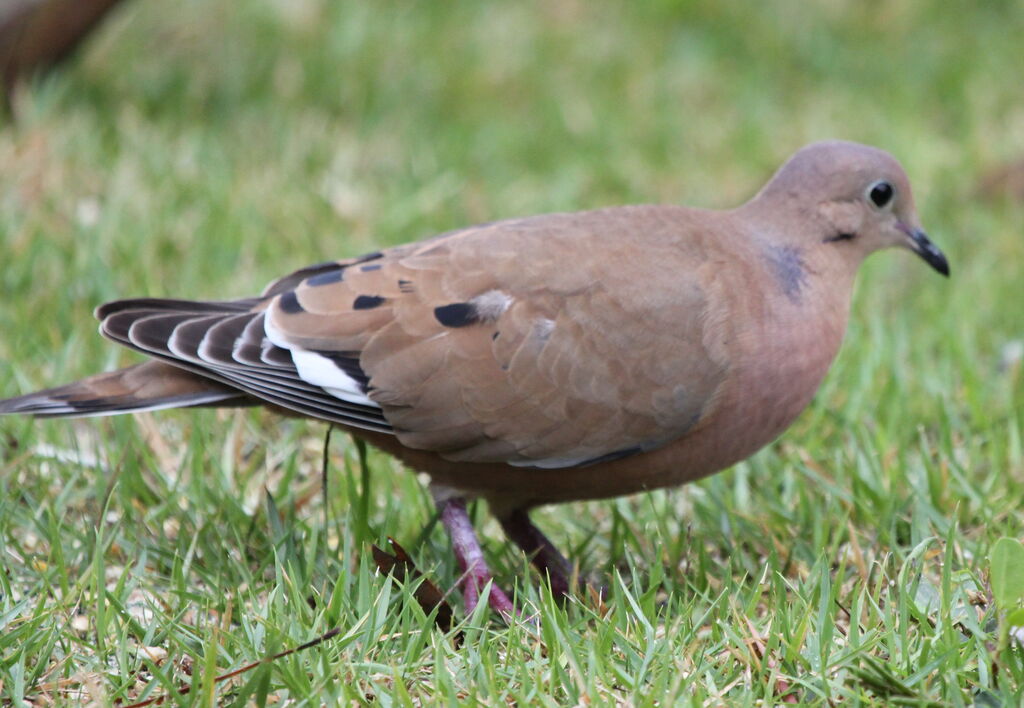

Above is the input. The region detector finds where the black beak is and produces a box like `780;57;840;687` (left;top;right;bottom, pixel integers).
901;225;950;277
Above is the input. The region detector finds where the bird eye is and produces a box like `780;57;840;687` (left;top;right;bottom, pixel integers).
867;180;895;209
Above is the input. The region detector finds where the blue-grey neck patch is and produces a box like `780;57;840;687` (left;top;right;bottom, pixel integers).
765;245;808;303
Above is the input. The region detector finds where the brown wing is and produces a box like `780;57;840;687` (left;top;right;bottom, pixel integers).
265;207;730;467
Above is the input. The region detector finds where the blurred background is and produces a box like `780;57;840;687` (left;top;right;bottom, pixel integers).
0;1;1021;704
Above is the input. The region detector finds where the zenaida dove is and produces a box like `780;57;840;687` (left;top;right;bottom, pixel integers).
0;141;949;616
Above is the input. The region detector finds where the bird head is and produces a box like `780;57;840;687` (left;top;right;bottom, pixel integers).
754;140;950;277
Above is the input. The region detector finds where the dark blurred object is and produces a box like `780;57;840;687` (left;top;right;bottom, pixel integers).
372;538;458;634
976;158;1024;202
0;0;129;112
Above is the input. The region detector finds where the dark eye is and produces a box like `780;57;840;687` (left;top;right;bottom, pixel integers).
868;180;894;209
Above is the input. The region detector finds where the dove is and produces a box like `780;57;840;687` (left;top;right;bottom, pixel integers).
0;140;949;616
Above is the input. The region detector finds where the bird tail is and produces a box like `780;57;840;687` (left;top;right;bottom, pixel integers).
0;361;248;418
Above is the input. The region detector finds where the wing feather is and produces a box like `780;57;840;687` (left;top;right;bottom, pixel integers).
254;209;730;466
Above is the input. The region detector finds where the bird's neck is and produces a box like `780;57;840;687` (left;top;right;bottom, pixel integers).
731;197;862;311
699;213;858;466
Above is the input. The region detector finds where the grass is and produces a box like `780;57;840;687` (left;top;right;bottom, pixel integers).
1;0;1022;704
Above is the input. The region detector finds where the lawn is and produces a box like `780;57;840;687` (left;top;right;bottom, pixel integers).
1;1;1022;705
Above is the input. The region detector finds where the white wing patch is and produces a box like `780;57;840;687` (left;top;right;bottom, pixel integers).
290;349;377;406
264;314;379;408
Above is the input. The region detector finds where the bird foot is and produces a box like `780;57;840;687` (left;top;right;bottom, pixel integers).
500;509;608;603
499;508;575;599
457;564;517;617
438;496;603;619
438;496;517;618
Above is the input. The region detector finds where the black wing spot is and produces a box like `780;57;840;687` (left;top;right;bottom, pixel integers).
360;263;382;272
398;279;415;293
434;302;478;328
355;251;384;264
279;291;304;313
307;269;345;287
353;295;386;310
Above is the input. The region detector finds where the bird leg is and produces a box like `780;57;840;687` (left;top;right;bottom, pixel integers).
499;509;574;599
437;496;516;617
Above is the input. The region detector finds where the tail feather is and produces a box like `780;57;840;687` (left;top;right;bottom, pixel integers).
0;361;249;418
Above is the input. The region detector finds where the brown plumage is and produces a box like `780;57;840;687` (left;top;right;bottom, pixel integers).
0;141;949;615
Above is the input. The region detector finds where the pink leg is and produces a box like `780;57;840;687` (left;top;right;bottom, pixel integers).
438;497;516;617
499;509;574;599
